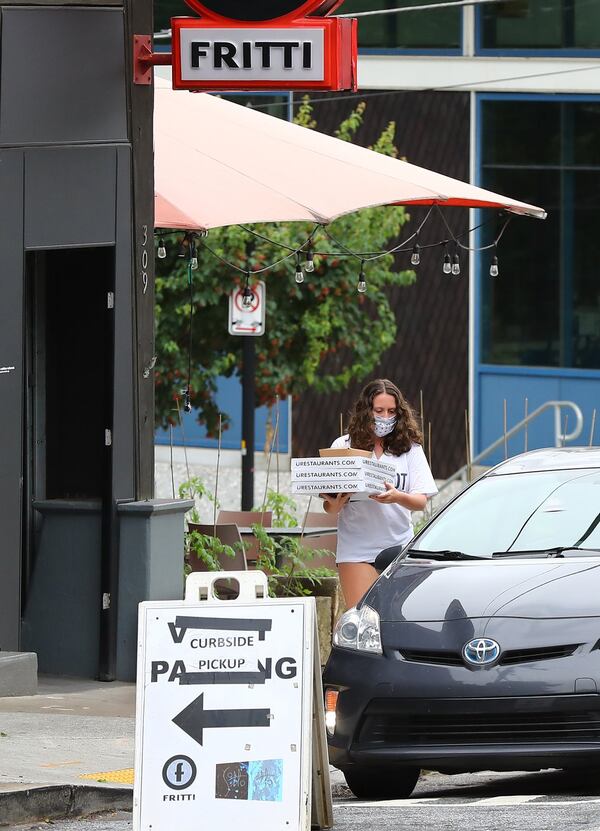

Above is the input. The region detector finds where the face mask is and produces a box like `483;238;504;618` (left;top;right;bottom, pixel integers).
373;415;397;438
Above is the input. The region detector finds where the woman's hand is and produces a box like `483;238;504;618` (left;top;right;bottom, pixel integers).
320;493;351;514
370;483;427;510
369;482;402;504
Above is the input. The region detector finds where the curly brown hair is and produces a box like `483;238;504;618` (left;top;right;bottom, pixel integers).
346;379;422;456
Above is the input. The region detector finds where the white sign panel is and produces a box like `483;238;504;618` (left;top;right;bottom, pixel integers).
177;28;325;84
228;280;266;336
134;595;315;831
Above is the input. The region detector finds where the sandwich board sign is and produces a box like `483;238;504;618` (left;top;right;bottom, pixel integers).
133;570;333;831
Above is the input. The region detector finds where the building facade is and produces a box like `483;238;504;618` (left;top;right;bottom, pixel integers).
154;0;600;478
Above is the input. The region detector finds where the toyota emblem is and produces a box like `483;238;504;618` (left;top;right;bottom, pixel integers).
462;638;501;667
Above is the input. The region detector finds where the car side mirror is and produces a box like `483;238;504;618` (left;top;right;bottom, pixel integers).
374;542;405;572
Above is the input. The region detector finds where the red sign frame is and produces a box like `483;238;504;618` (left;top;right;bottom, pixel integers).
184;1;346;23
171;16;357;92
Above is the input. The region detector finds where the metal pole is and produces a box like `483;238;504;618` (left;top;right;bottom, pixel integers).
214;414;222;537
241;336;255;510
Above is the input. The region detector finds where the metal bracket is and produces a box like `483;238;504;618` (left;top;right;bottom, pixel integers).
133;35;173;85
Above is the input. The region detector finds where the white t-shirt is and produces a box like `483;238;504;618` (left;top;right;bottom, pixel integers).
331;435;438;564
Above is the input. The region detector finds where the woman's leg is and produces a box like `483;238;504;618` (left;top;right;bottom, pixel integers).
337;562;379;609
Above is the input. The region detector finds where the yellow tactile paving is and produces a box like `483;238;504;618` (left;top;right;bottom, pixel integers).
80;768;134;784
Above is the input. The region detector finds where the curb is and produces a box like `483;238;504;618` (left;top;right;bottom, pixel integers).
0;785;132;826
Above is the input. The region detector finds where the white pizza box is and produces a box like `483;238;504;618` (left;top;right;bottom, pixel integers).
291;468;395;484
291;457;396;477
291;480;387;495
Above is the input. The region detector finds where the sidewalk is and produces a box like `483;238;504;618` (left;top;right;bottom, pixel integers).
0;676;347;825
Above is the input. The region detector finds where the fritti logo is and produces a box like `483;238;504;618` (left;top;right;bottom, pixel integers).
186;0;345;22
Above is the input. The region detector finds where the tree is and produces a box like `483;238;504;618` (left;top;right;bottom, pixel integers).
154;99;415;436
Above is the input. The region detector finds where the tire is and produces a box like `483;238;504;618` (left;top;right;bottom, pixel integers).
343;766;420;800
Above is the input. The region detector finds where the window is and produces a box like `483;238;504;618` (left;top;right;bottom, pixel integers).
155;0;461;51
340;0;461;49
480;97;600;370
411;468;600;557
480;0;600;51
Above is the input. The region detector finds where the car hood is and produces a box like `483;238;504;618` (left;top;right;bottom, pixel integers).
365;558;600;621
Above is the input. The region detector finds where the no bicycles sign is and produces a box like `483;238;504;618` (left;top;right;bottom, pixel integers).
133;572;331;831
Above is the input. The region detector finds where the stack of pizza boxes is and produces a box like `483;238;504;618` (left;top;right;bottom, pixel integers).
290;448;396;500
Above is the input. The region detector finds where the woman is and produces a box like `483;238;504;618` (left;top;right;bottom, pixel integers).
322;379;437;608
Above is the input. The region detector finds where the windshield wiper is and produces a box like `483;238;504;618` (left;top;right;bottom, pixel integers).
406;549;487;561
492;546;600;559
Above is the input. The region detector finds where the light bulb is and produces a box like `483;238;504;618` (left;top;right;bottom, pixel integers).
490;255;499;277
451;254;460;276
411;245;420;266
241;286;254;310
357;265;367;293
295;253;304;284
190;256;199;270
177;238;188;258
157;242;167;259
443;253;452;275
305;245;315;273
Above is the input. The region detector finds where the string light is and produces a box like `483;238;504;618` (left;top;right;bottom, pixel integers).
451;247;461;276
190;238;199;271
411;242;421;267
490;253;499;277
442;249;452;275
295;252;304;284
357;261;367;293
304;243;315;273
157;209;515;285
241;272;254;310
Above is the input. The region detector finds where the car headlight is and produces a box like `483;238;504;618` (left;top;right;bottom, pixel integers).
332;605;382;654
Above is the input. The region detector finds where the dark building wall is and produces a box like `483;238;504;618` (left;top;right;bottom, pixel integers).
292;90;470;479
0;0;155;676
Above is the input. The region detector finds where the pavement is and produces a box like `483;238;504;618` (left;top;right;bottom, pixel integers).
0;676;347;826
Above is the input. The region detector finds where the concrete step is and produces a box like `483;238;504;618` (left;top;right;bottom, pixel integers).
0;651;38;697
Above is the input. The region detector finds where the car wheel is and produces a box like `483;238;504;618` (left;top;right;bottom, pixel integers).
343;766;420;800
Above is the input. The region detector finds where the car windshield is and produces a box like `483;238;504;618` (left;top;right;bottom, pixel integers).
410;467;600;558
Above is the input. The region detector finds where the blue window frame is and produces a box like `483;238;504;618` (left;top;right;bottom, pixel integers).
476;92;600;372
337;0;462;55
476;0;600;56
473;92;600;458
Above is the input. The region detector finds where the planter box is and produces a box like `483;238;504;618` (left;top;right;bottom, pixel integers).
271;575;345;665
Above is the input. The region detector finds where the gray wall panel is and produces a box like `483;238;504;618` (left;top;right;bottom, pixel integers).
0;7;127;145
25;147;117;249
0;149;24;651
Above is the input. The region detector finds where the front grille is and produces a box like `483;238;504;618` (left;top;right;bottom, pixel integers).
501;644;580;665
398;643;581;667
399;649;463;666
357;706;600;747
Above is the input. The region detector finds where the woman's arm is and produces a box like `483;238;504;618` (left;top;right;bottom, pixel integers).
320;493;351;514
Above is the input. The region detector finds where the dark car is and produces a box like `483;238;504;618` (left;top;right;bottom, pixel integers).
323;447;600;800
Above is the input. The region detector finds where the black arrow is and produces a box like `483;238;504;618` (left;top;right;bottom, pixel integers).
173;693;271;746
